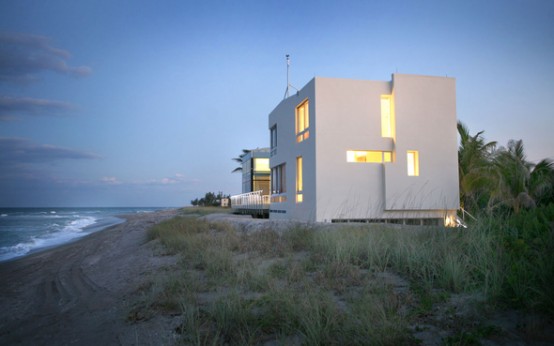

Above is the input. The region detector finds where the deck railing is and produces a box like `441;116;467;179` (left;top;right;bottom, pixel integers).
230;190;270;217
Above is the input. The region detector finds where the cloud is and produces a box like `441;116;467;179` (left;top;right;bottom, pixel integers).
98;173;199;186
0;32;92;84
146;173;197;185
101;176;122;185
0;96;75;121
0;137;100;166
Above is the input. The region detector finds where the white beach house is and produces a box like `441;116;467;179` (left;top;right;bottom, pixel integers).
268;73;460;225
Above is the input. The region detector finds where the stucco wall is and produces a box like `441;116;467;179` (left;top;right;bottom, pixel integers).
314;77;392;222
384;74;459;212
268;79;316;221
268;74;460;223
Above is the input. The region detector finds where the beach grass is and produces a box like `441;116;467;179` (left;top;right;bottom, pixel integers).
139;206;554;344
177;206;233;217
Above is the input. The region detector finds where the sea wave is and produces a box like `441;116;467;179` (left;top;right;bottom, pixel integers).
0;215;98;262
64;216;97;233
0;207;168;262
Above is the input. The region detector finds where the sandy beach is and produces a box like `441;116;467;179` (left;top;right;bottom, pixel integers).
0;209;181;345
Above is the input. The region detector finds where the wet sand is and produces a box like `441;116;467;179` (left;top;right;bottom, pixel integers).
0;209;180;345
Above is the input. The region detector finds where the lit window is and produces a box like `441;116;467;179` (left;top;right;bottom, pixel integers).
381;95;395;138
296;156;303;203
346;150;393;163
296;99;310;143
254;158;270;172
407;150;419;176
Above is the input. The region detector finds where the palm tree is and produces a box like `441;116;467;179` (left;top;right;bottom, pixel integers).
458;122;554;215
457;121;497;213
491;140;554;213
529;158;554;206
491;140;534;213
231;149;251;173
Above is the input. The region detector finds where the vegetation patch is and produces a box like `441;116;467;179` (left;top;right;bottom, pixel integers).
133;207;554;344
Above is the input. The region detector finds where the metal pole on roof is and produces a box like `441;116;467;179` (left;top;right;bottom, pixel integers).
283;54;299;99
284;54;290;99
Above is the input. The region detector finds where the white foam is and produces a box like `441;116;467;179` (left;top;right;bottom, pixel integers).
63;216;97;233
0;240;37;261
0;216;98;261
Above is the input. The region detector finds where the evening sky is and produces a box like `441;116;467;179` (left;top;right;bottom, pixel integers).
0;0;552;207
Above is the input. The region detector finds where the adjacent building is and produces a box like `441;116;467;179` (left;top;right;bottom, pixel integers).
230;148;271;218
267;73;460;225
239;148;271;195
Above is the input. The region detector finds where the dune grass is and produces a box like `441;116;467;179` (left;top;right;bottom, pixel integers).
137;205;554;344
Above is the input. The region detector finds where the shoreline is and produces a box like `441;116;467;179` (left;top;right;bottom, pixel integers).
0;208;181;345
0;215;126;264
0;207;174;263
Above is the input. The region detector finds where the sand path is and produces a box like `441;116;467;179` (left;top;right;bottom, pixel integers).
0;209;180;345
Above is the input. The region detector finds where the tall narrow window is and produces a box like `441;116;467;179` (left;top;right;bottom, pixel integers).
295;99;310;143
296;156;303;203
381;95;395;138
271;164;286;194
407;150;419;176
270;125;277;155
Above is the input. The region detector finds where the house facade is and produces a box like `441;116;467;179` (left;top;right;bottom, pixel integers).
240;148;271;195
268;73;459;225
230;148;271;218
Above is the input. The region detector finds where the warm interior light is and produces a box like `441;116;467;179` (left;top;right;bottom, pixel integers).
254;158;270;172
381;95;393;138
296;156;303;203
347;150;393;163
444;215;456;227
407;150;419;176
296;99;309;143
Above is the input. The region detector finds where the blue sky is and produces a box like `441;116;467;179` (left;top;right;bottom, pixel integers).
0;0;553;207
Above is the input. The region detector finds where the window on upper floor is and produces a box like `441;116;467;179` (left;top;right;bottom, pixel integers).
407;150;419;176
270;125;277;155
296;156;303;203
381;95;395;138
254;158;270;173
346;150;393;163
295;99;310;143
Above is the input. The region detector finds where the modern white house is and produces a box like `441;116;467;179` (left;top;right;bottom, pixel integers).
267;73;460;225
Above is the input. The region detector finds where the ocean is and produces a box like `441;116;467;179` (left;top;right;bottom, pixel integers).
0;207;171;262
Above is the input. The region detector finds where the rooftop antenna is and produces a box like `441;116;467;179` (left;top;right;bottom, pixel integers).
283;54;299;99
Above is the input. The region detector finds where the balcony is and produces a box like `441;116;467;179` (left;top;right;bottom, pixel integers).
230;190;270;218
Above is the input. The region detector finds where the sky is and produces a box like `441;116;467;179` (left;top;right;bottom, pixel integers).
0;0;553;207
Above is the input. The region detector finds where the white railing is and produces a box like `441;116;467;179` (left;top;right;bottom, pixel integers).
230;190;270;212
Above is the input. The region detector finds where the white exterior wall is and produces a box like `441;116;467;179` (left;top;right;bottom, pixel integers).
268;79;316;221
314;78;393;222
268;74;459;223
384;74;459;218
